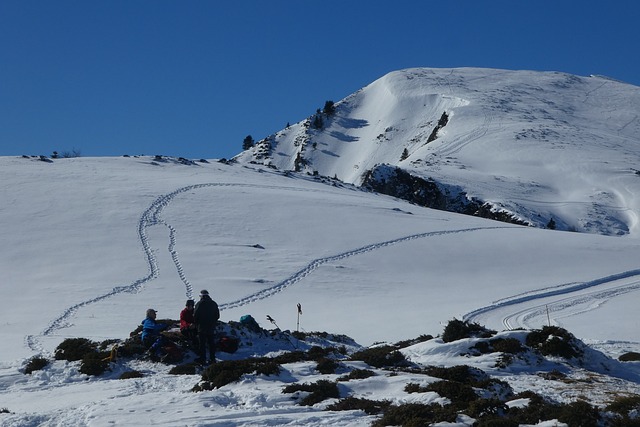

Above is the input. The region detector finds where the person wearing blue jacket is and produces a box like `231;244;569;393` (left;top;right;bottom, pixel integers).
141;308;169;358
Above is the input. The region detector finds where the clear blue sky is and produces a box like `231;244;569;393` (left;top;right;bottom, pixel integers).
1;1;638;160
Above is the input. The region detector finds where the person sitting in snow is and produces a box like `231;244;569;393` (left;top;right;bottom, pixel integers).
193;289;220;364
141;308;170;360
179;299;198;348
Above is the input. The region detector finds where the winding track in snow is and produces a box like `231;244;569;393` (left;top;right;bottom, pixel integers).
25;182;511;354
29;179;639;354
463;268;640;330
218;226;509;311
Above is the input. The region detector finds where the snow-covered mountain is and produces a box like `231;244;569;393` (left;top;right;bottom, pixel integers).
2;67;640;426
236;68;640;236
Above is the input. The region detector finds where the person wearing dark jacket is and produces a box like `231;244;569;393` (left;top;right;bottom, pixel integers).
193;289;220;364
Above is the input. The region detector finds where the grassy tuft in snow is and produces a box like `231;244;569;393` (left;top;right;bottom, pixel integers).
282;379;340;406
350;345;408;368
23;357;48;375
442;318;497;343
326;396;390;415
525;326;583;359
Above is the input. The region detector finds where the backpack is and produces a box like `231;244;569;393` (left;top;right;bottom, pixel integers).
240;315;262;333
218;336;239;353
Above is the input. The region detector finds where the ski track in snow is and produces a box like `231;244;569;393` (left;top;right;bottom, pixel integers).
464;268;640;330
434;106;495;158
25;182;512;354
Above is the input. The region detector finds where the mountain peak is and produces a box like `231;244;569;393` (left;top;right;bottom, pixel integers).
235;67;640;236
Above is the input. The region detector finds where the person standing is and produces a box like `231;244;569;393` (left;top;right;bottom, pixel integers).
193;289;220;364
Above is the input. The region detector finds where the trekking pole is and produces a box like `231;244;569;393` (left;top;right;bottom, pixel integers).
296;303;302;333
546;305;551;327
266;315;297;349
266;315;279;329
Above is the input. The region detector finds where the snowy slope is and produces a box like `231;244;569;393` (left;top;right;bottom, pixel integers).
235;68;640;236
1;153;640;425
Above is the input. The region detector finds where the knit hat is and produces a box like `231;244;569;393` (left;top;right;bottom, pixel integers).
200;289;209;296
186;299;195;307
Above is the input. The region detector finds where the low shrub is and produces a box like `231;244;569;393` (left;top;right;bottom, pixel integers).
525;326;582;359
326;397;390;415
490;338;524;354
425;380;478;409
495;353;515;368
282;379;339;406
316;357;339;374
395;334;433;349
350;345;407;368
290;331;312;340
269;347;335;365
475;418;518;427
619;352;640;362
372;402;457;426
424;365;489;386
404;382;428;393
472;341;492;354
55;338;97;361
557;400;600;426
605;394;640;418
255;360;281;376
442;319;495;343
79;352;110;376
119;370;144;379
506;391;563;425
24;356;49;374
479;378;514;400
169;363;198;375
1;408;11;414
337;368;376;382
117;336;146;358
467;397;509;419
306;346;335;360
194;358;281;391
271;351;306;364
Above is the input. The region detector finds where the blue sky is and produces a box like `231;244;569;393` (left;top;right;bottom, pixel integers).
1;1;638;160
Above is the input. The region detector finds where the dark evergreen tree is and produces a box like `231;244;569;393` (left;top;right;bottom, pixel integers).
312;115;323;129
400;148;409;161
242;135;255;150
323;100;335;115
294;152;305;172
547;218;557;230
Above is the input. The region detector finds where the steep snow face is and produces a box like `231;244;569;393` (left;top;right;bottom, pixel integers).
235;67;640;236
